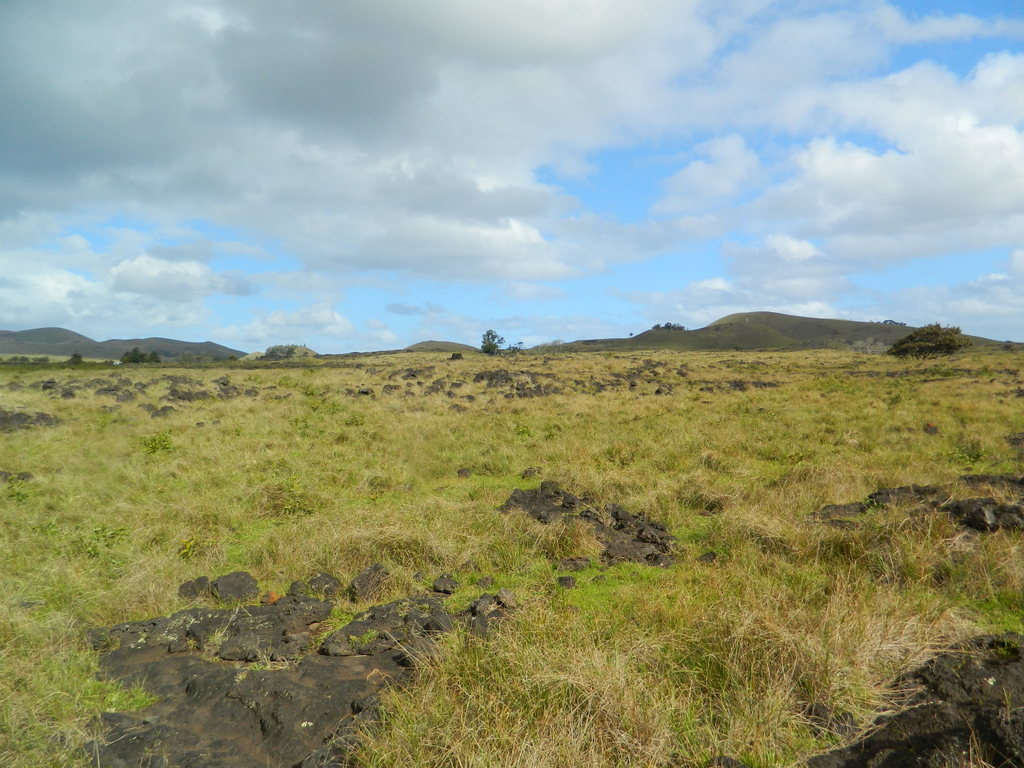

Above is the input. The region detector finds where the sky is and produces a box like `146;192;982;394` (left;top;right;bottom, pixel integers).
2;0;1024;353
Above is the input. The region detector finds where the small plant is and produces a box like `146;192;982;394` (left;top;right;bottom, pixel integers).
140;431;173;454
177;536;207;560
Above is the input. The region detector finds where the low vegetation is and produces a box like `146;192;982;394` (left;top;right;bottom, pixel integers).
1;345;1022;766
888;323;972;359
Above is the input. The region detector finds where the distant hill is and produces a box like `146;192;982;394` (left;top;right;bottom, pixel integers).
0;327;246;360
557;312;1003;353
403;340;478;353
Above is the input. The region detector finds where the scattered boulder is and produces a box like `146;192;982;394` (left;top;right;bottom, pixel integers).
308;572;343;599
521;466;542;478
177;576;211;599
212;571;260;602
816;474;1024;534
696;551;718;564
556;576;577;589
807;634;1024;768
0;408;60;431
349;564;390;602
943;498;1024;532
431;575;459;595
456;467;471;478
167;386;212;401
0;470;33;483
500;481;676;567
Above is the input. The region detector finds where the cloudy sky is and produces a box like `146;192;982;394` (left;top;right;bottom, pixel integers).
2;0;1023;352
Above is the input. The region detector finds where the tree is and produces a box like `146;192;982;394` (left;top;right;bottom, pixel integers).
888;324;972;359
67;353;84;364
146;350;161;363
480;330;505;355
121;347;145;363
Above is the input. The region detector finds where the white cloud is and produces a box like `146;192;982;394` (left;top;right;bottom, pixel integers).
108;254;254;299
502;282;567;302
655;134;759;215
216;306;355;348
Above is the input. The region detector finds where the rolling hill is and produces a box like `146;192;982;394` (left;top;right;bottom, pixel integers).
555;312;1004;353
0;327;246;360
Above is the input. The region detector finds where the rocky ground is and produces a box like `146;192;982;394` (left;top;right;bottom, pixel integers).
87;568;514;768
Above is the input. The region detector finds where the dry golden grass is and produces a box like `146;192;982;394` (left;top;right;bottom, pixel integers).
0;347;1022;766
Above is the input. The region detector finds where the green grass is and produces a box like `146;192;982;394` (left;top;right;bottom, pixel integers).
1;347;1022;765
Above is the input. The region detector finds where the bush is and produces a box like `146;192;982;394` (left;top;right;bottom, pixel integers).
888;324;972;359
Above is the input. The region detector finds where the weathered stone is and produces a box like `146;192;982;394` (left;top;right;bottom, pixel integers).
212;571;259;602
431;575;459;594
349;564;389;602
307;572;342;599
807;634;1024;768
87;581;509;768
943;498;1024;532
0;408;60;431
556;576;577;589
177;576;211;599
495;588;517;609
501;482;675;567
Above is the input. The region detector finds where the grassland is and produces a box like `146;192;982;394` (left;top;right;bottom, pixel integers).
1;347;1022;767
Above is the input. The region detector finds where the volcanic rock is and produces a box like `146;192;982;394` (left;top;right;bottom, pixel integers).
212;571;260;602
349;564;389;602
500;482;676;567
807;634;1024;768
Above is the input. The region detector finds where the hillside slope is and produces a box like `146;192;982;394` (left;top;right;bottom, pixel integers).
0;328;246;360
558;312;1001;353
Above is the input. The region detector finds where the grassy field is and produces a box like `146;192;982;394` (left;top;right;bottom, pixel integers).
1;347;1022;767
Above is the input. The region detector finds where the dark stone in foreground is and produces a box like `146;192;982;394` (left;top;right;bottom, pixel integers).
500;481;676;566
349;563;389;602
212;571;259;602
807;634;1024;768
0;469;33;482
87;580;515;768
431;574;459;594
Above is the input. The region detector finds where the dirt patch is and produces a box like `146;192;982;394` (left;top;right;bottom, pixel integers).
807;634;1024;767
86;571;513;767
500;481;676;566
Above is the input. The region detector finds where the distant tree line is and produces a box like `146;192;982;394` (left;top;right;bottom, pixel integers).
121;347;161;363
651;322;686;331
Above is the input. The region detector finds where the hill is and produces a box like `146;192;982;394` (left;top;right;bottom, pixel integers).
0;327;246;360
403;340;479;353
557;312;1003;353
